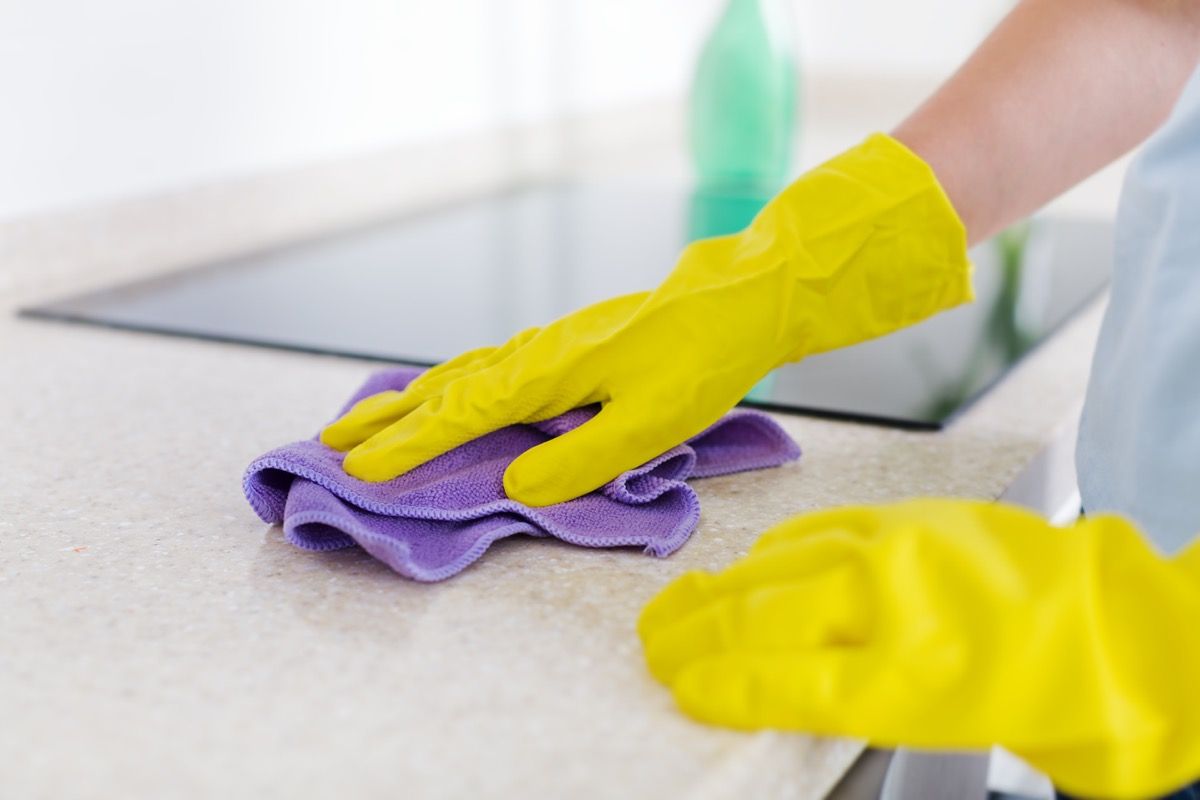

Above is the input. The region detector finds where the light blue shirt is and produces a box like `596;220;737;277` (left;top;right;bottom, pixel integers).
1077;67;1200;554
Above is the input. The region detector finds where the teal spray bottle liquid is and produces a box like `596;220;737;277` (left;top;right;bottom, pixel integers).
689;0;797;199
687;0;798;400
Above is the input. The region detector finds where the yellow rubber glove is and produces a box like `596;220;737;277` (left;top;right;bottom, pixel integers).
639;500;1200;799
321;134;973;505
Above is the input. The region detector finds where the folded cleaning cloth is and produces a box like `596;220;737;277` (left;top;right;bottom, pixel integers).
243;367;800;582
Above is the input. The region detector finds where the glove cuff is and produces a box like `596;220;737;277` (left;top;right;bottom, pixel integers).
756;132;974;360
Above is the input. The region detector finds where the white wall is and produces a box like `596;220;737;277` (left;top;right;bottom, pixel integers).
0;0;1004;221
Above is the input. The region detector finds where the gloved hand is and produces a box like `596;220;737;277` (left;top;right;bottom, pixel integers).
321;134;972;506
320;290;650;453
638;499;1200;799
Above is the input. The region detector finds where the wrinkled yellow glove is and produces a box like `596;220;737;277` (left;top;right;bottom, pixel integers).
321;134;972;505
639;499;1200;799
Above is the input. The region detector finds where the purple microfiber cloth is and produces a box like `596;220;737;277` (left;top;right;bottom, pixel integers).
243;367;800;581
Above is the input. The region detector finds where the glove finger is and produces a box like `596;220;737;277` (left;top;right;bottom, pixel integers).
321;389;413;451
642;560;870;685
360;332;538;427
502;400;680;507
637;533;865;641
637;571;717;644
342;364;554;482
320;355;497;451
398;348;499;400
321;329;542;451
669;649;879;734
412;291;643;406
408;325;542;395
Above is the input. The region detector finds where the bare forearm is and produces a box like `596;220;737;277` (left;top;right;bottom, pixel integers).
894;0;1200;243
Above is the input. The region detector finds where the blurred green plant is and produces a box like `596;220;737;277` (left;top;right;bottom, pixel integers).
923;220;1038;420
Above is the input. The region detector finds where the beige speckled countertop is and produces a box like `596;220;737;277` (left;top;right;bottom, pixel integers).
0;282;1104;799
0;103;1110;797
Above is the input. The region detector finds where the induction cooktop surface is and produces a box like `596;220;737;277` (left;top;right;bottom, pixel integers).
22;181;1112;428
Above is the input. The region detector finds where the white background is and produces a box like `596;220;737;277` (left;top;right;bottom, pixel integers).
0;0;1005;220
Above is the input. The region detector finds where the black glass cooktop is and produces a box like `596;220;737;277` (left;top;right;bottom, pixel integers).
21;181;1112;429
